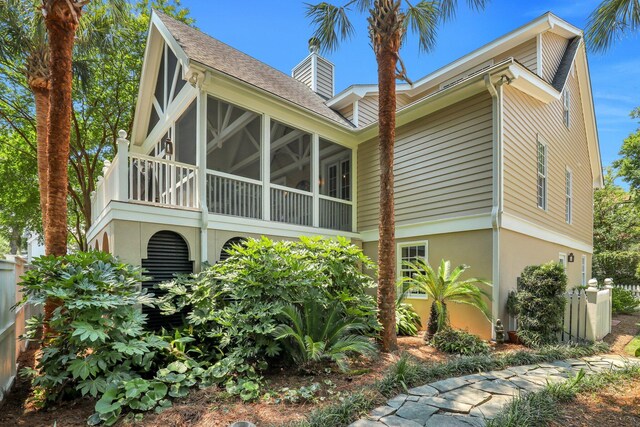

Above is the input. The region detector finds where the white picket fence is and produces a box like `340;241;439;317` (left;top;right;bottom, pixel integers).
613;283;640;300
0;256;34;405
559;279;612;343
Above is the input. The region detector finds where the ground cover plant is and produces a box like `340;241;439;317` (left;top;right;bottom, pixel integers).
516;262;567;347
431;327;490;356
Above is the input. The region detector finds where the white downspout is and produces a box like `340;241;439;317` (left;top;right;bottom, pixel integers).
485;73;507;339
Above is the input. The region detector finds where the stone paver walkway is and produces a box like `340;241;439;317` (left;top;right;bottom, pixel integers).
350;354;639;427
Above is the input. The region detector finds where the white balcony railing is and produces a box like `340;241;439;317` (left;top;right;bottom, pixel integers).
271;185;313;227
129;153;198;209
206;170;262;219
90;131;354;233
319;196;353;232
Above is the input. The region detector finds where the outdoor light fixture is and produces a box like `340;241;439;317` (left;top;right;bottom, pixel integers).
567;253;575;263
164;137;174;156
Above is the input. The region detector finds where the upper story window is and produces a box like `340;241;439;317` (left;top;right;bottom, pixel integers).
398;242;428;298
563;89;570;128
319;139;351;201
537;138;547;210
565;168;572;224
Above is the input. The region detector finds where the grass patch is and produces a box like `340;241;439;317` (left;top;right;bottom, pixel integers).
287;342;609;427
623;335;640;357
487;364;640;427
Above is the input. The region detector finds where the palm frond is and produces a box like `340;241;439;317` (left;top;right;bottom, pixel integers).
403;0;440;52
586;0;640;52
306;2;355;53
437;0;489;21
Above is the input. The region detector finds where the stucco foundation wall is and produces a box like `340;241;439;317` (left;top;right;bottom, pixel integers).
109;219;201;270
498;228;592;322
363;229;494;339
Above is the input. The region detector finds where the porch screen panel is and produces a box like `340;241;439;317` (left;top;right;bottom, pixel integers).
206;96;261;180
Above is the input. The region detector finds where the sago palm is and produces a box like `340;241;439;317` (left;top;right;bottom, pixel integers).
586;0;640;52
402;259;491;341
306;0;488;352
273;300;376;372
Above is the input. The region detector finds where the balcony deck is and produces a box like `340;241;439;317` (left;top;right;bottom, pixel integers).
91;136;354;235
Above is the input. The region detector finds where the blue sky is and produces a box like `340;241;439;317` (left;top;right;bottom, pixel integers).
186;0;639;169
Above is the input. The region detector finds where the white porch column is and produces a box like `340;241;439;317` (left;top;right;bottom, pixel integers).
312;133;320;228
196;87;208;266
262;114;271;221
116;130;129;202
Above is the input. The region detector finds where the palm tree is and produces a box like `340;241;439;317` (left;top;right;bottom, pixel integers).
402;259;491;341
306;0;488;352
586;0;640;52
0;1;51;232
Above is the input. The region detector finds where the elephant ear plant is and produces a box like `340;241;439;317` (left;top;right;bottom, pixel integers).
401;259;492;341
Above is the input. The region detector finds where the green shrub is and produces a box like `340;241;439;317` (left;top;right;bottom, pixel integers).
612;287;639;314
431;328;490;356
396;302;422;336
593;251;640;286
273;299;376;372
516;262;566;347
17;252;164;404
159;237;379;381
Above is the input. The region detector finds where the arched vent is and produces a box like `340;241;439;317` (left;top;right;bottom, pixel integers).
141;231;193;330
219;237;246;262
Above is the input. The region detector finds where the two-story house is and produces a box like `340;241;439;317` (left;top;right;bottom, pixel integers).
88;11;602;338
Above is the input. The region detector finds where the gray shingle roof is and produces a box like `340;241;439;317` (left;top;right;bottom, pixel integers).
155;11;353;128
552;36;582;92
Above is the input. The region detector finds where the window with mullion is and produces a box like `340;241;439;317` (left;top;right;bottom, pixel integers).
399;243;427;298
565;168;572;223
537;139;547;210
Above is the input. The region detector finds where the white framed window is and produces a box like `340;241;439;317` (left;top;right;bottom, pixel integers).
563;89;570;128
397;241;428;299
581;255;587;286
559;253;567;271
565;168;572;224
537;137;547;210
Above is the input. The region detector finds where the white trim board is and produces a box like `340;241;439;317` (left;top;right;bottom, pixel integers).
501;212;593;253
360;213;493;242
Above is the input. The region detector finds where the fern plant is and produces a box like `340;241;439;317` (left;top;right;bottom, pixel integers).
273;300;376;372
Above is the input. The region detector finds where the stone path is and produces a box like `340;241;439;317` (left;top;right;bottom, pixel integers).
349;354;639;427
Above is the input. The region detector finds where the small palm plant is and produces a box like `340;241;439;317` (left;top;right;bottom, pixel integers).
273;300;377;372
402;259;491;341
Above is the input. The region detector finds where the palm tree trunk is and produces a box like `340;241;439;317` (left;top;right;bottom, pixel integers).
32;85;50;231
425;301;439;341
43;2;78;256
374;2;401;352
43;1;80;336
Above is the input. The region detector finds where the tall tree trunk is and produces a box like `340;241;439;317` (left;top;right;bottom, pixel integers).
32;85;50;232
9;227;21;255
43;1;81;336
373;0;401;352
43;1;79;256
